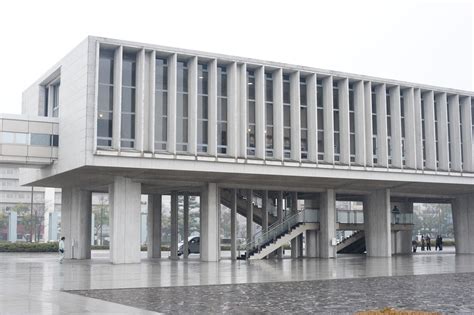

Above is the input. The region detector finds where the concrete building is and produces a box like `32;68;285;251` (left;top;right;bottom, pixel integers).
0;36;473;263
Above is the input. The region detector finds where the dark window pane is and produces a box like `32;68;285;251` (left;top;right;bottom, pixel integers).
284;128;291;150
198;96;208;119
30;134;51;146
122;54;136;87
198;64;208;95
155;91;168;116
177;94;188;118
121;114;135;140
300;107;307;128
266;103;273;125
333;87;339;109
218;99;227;121
197;121;208;145
318;131;324;154
97;113;113;138
122;88;136;112
99;49;114;84
350;112;355;133
301;130;308;151
155;59;168;90
284;106;291;127
218;122;227;146
317;86;323;108
52;135;59;147
266;76;273;102
177;62;188;92
317;108;324;130
300;81;307;105
266;127;273;149
248;101;255;124
283;81;290;104
98;85;114;111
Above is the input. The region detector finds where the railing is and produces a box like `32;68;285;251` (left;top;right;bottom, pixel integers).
336;210;364;224
391;213;413;224
243;209;319;254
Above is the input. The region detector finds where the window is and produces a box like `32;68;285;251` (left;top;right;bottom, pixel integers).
447;97;451;169
371;86;378;164
51;83;60;118
333;81;340;162
434;97;439;168
459;101;463;169
317;79;324;161
349;83;355;163
300;76;308;160
400;92;406;166
265;72;274;157
421;93;426;166
386;88;392;165
30;134;51;146
177;61;189;152
283;74;291;159
197;63;209;153
217;66;228;155
247;70;256;156
97;48;114;147
121;52;137;149
155;57;168;151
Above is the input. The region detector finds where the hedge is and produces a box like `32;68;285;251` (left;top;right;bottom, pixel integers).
0;242;59;252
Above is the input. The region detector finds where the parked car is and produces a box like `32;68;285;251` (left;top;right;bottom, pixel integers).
177;236;200;256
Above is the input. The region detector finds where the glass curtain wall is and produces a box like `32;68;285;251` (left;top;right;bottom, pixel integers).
265;72;274;157
283;75;291;159
333;81;340;162
177;61;189;152
349;83;355;163
247;70;256;156
197;63;209;153
386;88;392;165
121;52;137;149
317;79;324;161
155;57;168;151
97;48;115;147
421;93;426;167
400;92;406;166
300;76;308;160
371;87;378;164
217;66;228;154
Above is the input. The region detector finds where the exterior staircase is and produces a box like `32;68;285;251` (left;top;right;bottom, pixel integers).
238;209;319;260
336;230;366;254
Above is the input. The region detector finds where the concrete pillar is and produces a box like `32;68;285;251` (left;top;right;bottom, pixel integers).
167;53;177;154
404;88;417;169
448;95;462;171
363;189;391;257
238;63;247;158
230;189;237;260
452;194;474;254
262;190;269;232
48;211;58;241
460;97;473;172
188;56;198;155
339;78;350;165
319;189;336;258
255;66;265;159
8;211;17;242
364;81;373;167
304;198;319;257
390;86;402;168
200;183;220;261
323;76;334;164
227;62;238;158
290;191;299;258
276;191;284;258
170;192;179;260
147;194;161;259
246;189;254;244
183;193;190;259
112;46;123;150
147;50;156;151
307;73;317;162
109;177;141;264
436;93;449;171
272;69;284;161
290;71;301;162
375;84;388;167
61;187;92;260
354;80;366;166
424;91;437;170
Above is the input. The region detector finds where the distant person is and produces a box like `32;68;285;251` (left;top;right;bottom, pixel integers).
425;235;431;251
435;235;441;251
392;206;401;224
412;239;418;253
439;235;443;251
59;236;65;263
421;235;425;251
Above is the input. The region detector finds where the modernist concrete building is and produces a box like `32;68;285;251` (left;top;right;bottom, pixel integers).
1;36;473;264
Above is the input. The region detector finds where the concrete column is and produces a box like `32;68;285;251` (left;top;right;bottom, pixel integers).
403;88;416;169
135;49;146;152
230;189;237;260
273;69;284;161
452;194;474;254
48;211;58;241
276;191;284;258
460;97;473;172
109;177;141;264
304;198;319;257
147;50;156;151
424;91;437;170
323;76;334;164
390;86;402;168
399;202;414;254
307;73;317;162
112;46;123;150
255;66;265;159
183;193;190;259
436;93;449;170
364;81;373;167
290;191;299;258
363;189;391;257
238;63;247;158
200;183;220;261
170;192;179;260
319;189;336;258
414;89;424;170
61;187;92;260
354;80;366;166
208;59;218;156
339;78;350;165
227;62;238;158
167;53;177;154
7;211;17;242
448;95;462;171
262;190;269;232
290;71;301;161
147;194;161;259
376;84;388;167
246;189;254;244
188;56;198;155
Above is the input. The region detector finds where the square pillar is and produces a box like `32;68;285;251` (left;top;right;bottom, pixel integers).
170;192;179;260
290;71;301;162
246;189;254;244
319;189;336;258
109;177;141;264
276;191;284;258
230;189;237;260
273;69;284;161
262;190;269;232
363;189;391;257
200;183;220;262
290;191;299;258
147;194;161;259
389;86;402;168
183;193;190;259
8;211;17;242
452;194;474;254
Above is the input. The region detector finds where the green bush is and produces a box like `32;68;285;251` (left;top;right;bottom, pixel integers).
0;242;59;252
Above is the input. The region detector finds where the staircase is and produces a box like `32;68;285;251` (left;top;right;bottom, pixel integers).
337;231;366;254
238;209;319;260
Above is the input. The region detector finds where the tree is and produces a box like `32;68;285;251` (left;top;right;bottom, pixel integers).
413;203;453;238
92;194;109;245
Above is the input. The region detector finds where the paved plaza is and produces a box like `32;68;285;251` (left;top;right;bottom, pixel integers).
1;248;474;314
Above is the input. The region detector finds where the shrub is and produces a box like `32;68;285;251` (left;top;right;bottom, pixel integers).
0;242;59;252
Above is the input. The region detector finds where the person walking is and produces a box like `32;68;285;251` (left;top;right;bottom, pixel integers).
412;239;418;253
426;235;431;251
439;235;443;251
421;235;425;251
59;236;65;264
435;235;441;251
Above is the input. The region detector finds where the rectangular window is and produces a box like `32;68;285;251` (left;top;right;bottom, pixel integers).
30;133;51;146
400;92;406;166
283;74;291;159
434;97;439;168
349;83;355;163
300;76;308;160
265;72;274;157
386;88;392;165
317;79;324;161
177;61;189;152
155;57;168;151
447;98;451;169
97;48;115;147
421;94;426;166
371;86;377;164
52;83;60;118
121;52;137;149
459;101;463;169
247;70;256;156
333;81;340;162
197;63;209;153
217;66;228;155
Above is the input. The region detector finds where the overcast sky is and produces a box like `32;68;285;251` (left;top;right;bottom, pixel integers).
0;0;472;114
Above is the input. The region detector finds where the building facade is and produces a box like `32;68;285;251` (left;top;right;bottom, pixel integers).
1;36;473;263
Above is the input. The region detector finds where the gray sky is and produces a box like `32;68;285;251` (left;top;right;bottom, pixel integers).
0;0;472;114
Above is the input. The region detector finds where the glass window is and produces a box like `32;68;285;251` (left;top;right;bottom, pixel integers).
97;47;115;147
197;63;209;153
1;132;14;144
349;83;355;162
177;61;189;152
52;83;60;118
30;134;51;146
121;52;137;149
333;81;340;162
283;75;291;159
317;79;324;160
15;133;28;145
300;77;308;160
265;72;274;157
155;57;168;151
371;86;378;163
247;70;256;156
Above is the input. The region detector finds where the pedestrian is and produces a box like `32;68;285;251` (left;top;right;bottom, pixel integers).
426;235;431;251
59;236;65;263
439;235;443;251
435;235;441;251
421;235;425;251
412;239;418;253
